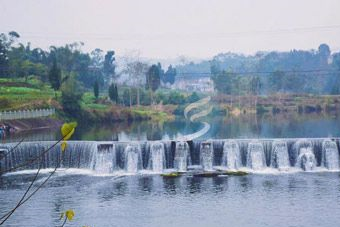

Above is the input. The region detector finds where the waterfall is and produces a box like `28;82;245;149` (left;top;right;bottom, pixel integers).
246;142;266;170
148;142;165;173
124;144;142;173
200;141;214;171
292;139;313;165
293;140;316;171
1;138;339;175
222;140;241;169
322;140;339;170
270;141;290;170
0;141;97;171
296;148;316;171
92;143;116;174
174;141;189;172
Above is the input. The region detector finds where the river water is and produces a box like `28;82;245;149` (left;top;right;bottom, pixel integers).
3;113;340;142
1;171;340;227
1;113;340;226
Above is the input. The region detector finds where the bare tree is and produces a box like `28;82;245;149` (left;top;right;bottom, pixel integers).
122;51;149;107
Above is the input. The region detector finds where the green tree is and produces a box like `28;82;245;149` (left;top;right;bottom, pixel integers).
331;53;340;94
103;50;115;84
146;64;160;92
108;83;118;104
268;70;285;104
61;74;83;118
48;57;62;97
146;64;161;104
163;65;177;85
211;71;233;94
250;76;262;109
167;91;186;105
0;34;9;77
93;80;99;99
187;92;200;103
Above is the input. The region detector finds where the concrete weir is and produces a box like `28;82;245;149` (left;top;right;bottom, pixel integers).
1;138;339;174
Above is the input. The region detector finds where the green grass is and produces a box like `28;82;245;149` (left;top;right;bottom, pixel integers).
131;108;171;121
83;103;109;110
0;77;56;111
0;78;174;122
81;92;110;110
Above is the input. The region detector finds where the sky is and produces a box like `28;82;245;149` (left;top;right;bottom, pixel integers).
1;0;340;60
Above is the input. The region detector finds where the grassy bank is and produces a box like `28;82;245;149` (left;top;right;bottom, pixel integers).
0;78;174;123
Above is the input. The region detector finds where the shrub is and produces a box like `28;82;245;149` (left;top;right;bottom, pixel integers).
0;97;10;108
187;92;200;103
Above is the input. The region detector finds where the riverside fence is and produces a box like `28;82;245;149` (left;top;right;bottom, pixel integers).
0;108;55;121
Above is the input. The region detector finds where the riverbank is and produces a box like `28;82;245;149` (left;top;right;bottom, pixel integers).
0;118;63;132
212;94;340;116
0;78;176;127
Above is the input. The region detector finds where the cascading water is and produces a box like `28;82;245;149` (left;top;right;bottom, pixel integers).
200;141;214;171
148;142;165;172
270;141;290;170
222;140;241;169
296;148;316;171
246;142;266;170
294;140;316;171
0;141;97;171
292;139;312;164
124;144;142;173
174;141;189;172
1;138;340;175
92;143;116;174
322;140;339;170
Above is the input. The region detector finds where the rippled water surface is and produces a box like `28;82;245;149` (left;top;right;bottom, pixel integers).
5;114;340;142
1;171;340;227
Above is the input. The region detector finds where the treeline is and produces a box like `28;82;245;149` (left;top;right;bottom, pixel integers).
119;89;200;106
0;32;116;88
0;31;181;118
179;44;340;95
0;31;177;89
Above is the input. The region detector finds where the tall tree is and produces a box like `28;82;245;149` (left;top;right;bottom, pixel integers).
146;64;161;104
163;65;177;85
0;34;9;77
123;60;148;106
146;64;161;92
48;57;62;97
211;71;233;95
250;76;262;109
0;31;20;78
103;50;116;85
331;53;340;94
61;73;83;118
109;83;119;104
268;71;285;104
157;62;164;82
93;80;99;99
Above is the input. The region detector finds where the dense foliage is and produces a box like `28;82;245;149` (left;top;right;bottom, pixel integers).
179;44;340;95
0;31;116;89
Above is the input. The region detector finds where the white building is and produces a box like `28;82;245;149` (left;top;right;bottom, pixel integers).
172;76;214;93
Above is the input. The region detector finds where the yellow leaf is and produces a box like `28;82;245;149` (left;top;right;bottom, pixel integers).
60;122;77;153
61;122;77;140
65;209;75;221
61;142;67;153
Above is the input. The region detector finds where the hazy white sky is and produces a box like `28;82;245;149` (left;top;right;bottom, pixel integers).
1;0;340;59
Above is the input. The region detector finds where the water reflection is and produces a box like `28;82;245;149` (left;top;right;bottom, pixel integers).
3;113;340;143
205;113;340;139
